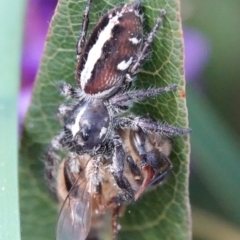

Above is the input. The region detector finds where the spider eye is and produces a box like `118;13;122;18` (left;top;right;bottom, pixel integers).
80;125;90;142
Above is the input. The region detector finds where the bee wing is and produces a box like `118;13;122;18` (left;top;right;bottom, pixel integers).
56;174;92;240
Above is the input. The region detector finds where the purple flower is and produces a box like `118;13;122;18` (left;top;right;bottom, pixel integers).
19;0;57;132
184;27;211;81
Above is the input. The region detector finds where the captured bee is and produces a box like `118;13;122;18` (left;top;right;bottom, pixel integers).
55;154;122;240
45;0;190;239
46;128;173;240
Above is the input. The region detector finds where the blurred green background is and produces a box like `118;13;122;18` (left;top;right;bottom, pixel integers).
181;0;240;239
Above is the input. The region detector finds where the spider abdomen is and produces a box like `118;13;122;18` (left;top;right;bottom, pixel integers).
76;2;143;98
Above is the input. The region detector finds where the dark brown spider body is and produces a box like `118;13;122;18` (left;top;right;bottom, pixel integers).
76;2;143;98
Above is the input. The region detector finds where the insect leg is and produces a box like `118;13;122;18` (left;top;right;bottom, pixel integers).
110;136;134;203
92;156;104;209
131;129;172;199
130;129;155;200
76;0;92;57
112;205;122;240
129;9;166;75
126;155;143;178
93;183;103;210
149;154;173;186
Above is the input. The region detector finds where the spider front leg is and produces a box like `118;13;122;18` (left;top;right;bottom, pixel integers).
116;116;191;137
110;136;135;204
110;84;177;106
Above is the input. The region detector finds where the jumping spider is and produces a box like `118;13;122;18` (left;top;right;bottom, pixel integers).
45;1;190;239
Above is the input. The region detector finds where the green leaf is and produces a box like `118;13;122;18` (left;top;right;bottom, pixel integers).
0;0;25;239
20;0;190;239
187;85;240;226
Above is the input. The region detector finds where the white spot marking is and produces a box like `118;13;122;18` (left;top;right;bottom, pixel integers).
129;37;141;45
117;57;133;71
71;105;87;137
88;85;117;98
81;14;122;89
99;127;107;139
